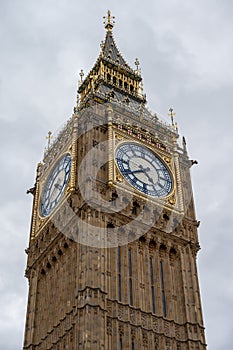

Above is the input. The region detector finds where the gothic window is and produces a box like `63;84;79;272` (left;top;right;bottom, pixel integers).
163;212;169;221
160;260;167;317
118;246;121;301
107;73;111;82
131;340;135;350
128;249;133;305
119;336;123;350
150;256;155;313
119;79;123;88
169;247;177;263
113;76;117;85
139;235;146;244
132;201;140;215
130;84;134;93
58;249;63;256
109;191;118;204
149;239;156;252
124;82;128;90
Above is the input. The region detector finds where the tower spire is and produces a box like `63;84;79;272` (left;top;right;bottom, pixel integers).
78;11;146;107
103;10;115;31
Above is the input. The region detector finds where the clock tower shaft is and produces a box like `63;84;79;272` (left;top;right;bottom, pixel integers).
23;11;206;350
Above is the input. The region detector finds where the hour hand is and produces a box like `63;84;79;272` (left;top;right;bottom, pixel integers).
54;183;63;190
139;165;150;172
124;167;149;175
143;171;155;184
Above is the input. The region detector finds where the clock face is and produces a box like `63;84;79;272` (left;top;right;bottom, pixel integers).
115;142;172;197
41;154;72;217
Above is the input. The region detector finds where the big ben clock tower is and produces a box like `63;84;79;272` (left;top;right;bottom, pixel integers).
23;11;207;350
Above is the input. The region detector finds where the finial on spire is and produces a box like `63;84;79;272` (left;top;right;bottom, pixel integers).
78;69;84;88
135;58;140;74
46;131;53;148
182;136;187;153
103;10;115;31
79;69;84;82
168;107;176;128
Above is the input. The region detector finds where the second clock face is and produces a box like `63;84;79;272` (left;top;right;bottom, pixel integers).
41;154;72;217
115;142;172;197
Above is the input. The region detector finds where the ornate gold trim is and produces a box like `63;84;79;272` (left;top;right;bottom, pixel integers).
30;162;42;240
70;115;78;193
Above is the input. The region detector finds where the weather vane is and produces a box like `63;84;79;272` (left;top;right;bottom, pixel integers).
103;10;115;31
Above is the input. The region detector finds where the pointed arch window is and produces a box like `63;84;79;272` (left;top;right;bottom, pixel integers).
128;249;133;305
150;256;155;313
119;336;123;350
118;246;121;301
160;260;167;317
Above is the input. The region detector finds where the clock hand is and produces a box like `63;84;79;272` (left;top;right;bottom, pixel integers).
49;182;62;201
123;167;151;175
131;168;149;174
143;171;155;184
116;158;151;171
138;165;150;172
54;183;63;190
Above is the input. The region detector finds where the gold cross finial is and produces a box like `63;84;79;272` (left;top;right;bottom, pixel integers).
168;107;176;127
103;10;115;31
46;131;53;148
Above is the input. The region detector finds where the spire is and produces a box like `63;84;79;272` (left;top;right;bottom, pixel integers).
103;10;115;31
78;11;146;107
101;29;131;69
101;10;132;69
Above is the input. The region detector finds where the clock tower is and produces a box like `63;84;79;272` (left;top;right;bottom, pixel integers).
23;11;207;349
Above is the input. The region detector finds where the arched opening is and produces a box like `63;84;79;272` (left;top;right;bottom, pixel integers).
124;82;128;90
132;201;140;215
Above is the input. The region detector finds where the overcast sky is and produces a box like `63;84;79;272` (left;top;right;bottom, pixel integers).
0;0;232;349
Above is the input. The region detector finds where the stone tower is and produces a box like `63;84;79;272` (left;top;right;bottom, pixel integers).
23;11;207;350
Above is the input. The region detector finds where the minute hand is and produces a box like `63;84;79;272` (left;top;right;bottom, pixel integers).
125;167;150;174
132;168;148;174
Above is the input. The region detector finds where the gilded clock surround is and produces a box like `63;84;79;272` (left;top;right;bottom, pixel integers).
111;126;181;212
